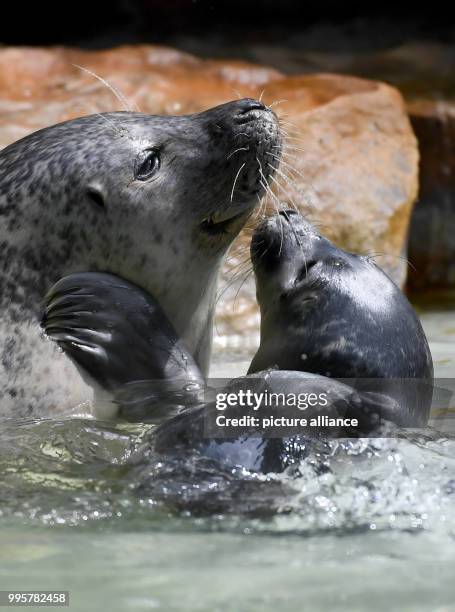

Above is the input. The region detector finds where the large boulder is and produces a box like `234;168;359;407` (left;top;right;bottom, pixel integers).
0;46;419;348
244;41;455;293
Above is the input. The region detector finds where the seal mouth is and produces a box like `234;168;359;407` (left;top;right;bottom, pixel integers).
200;209;249;235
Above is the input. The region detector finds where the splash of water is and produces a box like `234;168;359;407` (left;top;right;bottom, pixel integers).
0;417;454;538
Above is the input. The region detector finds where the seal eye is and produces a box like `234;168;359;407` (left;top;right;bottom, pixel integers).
135;149;160;181
331;259;345;268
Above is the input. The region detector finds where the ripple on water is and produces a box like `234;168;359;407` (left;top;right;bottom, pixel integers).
0;416;454;539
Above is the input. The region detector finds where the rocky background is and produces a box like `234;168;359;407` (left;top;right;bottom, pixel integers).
0;1;453;349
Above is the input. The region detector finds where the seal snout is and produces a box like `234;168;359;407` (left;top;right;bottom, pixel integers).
250;210;319;275
197;98;282;240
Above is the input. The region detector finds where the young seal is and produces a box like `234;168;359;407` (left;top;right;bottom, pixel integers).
41;212;434;472
0;99;282;417
248;209;434;423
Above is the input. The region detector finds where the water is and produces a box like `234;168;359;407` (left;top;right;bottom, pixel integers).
0;309;454;611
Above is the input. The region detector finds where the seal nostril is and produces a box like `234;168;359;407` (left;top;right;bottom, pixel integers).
279;209;298;221
238;99;267;115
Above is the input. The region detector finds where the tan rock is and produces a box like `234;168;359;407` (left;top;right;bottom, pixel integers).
0;46;419;349
247;41;455;292
0;45;282;146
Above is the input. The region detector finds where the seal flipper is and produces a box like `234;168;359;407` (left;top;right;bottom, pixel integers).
41;272;204;419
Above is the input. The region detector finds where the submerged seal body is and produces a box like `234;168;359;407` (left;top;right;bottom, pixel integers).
0;99;281;417
42;212;434;473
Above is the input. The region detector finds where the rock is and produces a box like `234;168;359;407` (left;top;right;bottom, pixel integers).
0;45;282;147
407;100;455;291
241;41;455;292
0;46;418;349
300;43;455;293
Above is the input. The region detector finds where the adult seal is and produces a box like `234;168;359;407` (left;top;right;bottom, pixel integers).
42;211;433;473
0;99;282;418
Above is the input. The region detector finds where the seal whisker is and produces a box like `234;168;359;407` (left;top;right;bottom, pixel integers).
267;161;316;212
278;128;291;138
267;153;311;194
264;180;285;255
225;263;254;288
251;193;266;223
273;143;307;155
277;121;305;140
214;257;253;312
256;156;273;208
259;175;282;215
283;136;306;153
278;119;304;132
257;156;285;255
227;147;250;160
268;99;288;109
278;151;322;207
258;169;283;222
281;151;307;167
279;150;306;163
74;102;131;140
279;123;303;137
281;143;307;151
224;253;255;273
72;64;138;112
267;172;300;216
281;134;307;143
362;251;417;273
233;266;254;311
215;261;255;306
230;88;243;99
281;142;307;152
268;151;304;172
230;162;246;202
93;114;128;139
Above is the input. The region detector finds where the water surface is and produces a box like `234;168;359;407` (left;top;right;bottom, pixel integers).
0;309;454;612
